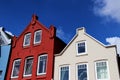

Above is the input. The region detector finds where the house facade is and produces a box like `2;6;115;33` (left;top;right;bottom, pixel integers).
6;15;66;80
0;27;12;80
54;27;120;80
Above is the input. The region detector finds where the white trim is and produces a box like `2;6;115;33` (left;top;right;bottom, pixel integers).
76;63;89;80
23;33;31;47
0;27;11;45
34;30;42;44
76;41;87;56
37;54;47;75
59;65;70;80
23;57;33;77
11;59;21;78
95;60;110;80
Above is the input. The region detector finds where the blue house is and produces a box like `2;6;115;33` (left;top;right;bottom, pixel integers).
0;27;12;80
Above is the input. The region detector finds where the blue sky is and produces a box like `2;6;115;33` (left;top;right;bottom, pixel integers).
0;0;120;54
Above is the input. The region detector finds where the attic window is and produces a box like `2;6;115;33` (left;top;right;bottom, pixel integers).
23;33;31;46
34;30;42;44
76;41;86;55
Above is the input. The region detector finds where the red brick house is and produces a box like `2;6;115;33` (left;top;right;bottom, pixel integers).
6;15;66;80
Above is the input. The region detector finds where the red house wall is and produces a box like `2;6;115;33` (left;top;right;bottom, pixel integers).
6;15;66;80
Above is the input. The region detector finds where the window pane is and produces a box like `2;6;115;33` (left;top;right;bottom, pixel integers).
38;55;47;74
78;64;87;80
0;71;2;78
60;66;69;80
24;58;33;75
96;61;108;79
78;42;85;53
12;60;21;77
24;33;31;46
34;30;41;44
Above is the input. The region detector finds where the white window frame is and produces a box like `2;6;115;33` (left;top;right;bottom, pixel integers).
59;65;70;80
37;54;47;75
23;33;31;46
76;41;87;55
11;59;21;78
76;63;89;80
95;61;110;80
34;30;42;44
23;57;33;77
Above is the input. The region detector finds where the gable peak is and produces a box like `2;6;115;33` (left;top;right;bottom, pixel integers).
31;14;38;25
76;27;86;35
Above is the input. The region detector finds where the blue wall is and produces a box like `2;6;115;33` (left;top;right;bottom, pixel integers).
0;45;11;80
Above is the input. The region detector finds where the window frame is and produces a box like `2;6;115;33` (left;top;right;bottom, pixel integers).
59;65;70;80
23;57;33;77
37;54;48;75
76;63;89;80
76;41;87;55
34;30;42;44
11;59;21;78
95;60;110;80
23;33;31;47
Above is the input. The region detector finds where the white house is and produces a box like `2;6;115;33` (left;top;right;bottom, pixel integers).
54;27;120;80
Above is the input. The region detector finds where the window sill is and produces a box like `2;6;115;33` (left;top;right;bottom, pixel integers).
11;76;18;79
22;76;32;80
23;45;30;49
23;74;32;78
76;53;88;57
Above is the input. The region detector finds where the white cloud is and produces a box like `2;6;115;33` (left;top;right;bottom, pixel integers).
106;37;120;56
93;0;120;23
57;26;70;43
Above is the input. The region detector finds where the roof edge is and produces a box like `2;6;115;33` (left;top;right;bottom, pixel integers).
55;27;116;57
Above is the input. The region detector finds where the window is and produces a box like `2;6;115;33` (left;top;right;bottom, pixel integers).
77;63;88;80
77;41;86;55
23;33;31;46
11;59;21;78
60;66;69;80
95;61;109;80
34;30;42;44
24;57;33;76
37;54;47;75
0;71;2;78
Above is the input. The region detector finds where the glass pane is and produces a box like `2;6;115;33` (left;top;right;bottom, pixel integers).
12;60;20;77
24;33;31;46
78;42;85;53
24;58;33;75
78;64;87;80
60;66;69;80
38;55;47;74
96;61;108;79
0;71;2;78
35;31;41;43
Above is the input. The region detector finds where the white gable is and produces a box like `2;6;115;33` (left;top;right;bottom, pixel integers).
0;27;11;45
